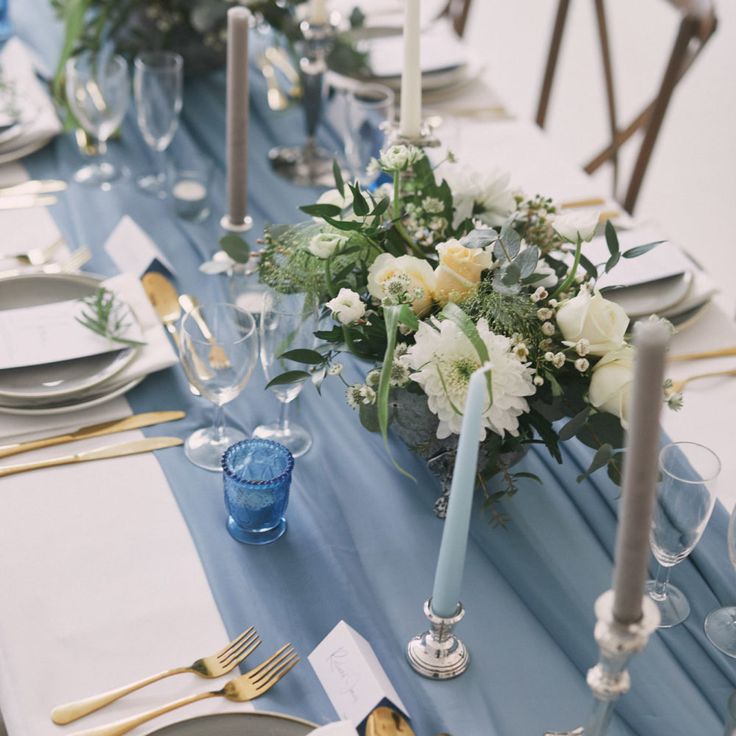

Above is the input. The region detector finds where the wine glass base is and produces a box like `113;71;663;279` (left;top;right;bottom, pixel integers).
136;172;167;198
645;580;690;628
227;516;287;545
705;606;736;657
252;421;312;458
73;161;121;187
185;425;246;472
268;144;335;186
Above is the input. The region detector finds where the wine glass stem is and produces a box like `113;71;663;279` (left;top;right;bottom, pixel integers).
651;563;672;601
278;400;291;433
212;403;226;439
153;148;166;183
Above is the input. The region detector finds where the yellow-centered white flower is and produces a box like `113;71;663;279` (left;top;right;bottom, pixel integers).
406;318;535;439
556;288;629;356
367;253;436;316
589;346;633;428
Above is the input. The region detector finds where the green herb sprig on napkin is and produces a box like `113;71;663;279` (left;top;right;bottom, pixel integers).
76;288;147;348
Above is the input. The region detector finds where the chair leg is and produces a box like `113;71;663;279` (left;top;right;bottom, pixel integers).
594;0;619;197
536;0;571;128
623;16;699;213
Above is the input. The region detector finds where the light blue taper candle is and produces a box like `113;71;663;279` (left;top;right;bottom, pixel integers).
431;365;490;618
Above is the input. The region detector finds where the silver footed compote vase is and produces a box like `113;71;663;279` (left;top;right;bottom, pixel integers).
268;18;335;186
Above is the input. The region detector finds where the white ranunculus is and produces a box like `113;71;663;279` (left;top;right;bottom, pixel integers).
326;288;366;325
367;253;436;316
589;346;634;427
314;188;365;222
379;144;424;172
405;317;536;439
556;288;629;356
447;167;515;228
552;210;600;243
308;231;346;259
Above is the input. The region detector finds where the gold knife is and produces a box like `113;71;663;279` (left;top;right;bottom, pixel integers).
0;180;67;197
0;437;183;478
0;411;185;460
668;346;736;362
0;194;57;210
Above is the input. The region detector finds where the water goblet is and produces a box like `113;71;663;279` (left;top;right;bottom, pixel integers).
179;303;258;471
645;441;720;627
704;504;736;656
253;291;319;458
65;52;130;186
134;51;183;197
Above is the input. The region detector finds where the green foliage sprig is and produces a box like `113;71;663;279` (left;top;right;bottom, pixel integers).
76;288;146;348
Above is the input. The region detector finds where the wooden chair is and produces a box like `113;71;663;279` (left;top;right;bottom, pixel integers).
439;0;474;38
535;0;717;213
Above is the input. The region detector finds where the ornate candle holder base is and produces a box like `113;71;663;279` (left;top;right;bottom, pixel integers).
543;591;660;736
407;599;469;680
220;215;253;234
385;119;441;150
269;139;334;187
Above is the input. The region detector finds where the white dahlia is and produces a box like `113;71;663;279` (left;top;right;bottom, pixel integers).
405;318;536;439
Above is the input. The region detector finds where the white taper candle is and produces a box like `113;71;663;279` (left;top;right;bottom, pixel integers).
399;0;422;139
612;321;670;625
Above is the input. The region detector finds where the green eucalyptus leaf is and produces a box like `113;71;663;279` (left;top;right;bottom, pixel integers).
579;252;599;281
498;223;522;259
463;228;497;249
605;251;621;273
277;348;325;365
515;245;539;278
371;197;390;218
577;443;613;482
314;327;344;342
264;370;311;389
501;262;522;286
323;216;364;232
558;407;590;441
219;234;251;264
622;241;665;259
300;203;343;218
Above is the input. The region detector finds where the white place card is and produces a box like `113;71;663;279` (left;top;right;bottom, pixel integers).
104;215;176;277
308;721;359;736
308;621;409;727
0;295;143;371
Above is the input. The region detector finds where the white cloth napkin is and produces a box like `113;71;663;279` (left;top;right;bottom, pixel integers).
0;38;61;155
308;722;359;736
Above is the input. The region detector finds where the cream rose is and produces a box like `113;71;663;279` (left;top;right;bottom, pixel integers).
589;346;633;427
367;253;435;316
434;239;492;305
556;288;629;356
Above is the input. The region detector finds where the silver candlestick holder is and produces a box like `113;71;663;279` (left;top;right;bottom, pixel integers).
407;599;469;680
220;214;253;234
268;18;335;186
544;590;660;736
384;118;442;150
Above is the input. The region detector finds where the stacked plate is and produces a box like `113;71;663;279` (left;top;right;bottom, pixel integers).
0;273;144;416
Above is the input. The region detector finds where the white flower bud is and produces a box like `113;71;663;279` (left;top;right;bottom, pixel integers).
574;357;590;372
531;286;548;303
552;352;566;369
542;321;556;336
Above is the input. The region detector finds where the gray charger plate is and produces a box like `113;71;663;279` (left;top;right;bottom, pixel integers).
148;711;316;735
0;273;137;402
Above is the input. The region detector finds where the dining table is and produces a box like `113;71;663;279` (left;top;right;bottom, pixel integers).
2;3;736;736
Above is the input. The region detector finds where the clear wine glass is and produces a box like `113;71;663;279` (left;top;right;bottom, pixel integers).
65;52;130;186
705;504;736;656
134;51;183;197
179;303;258;472
253;291;319;458
646;441;720;627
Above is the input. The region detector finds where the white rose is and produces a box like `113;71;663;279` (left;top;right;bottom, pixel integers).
434;239;493;305
379;144;423;171
552;210;600;243
326;288;366;325
367;253;435;316
556;288;629;356
308;231;346;259
448;167;515;228
314;188;365;222
589;346;633;427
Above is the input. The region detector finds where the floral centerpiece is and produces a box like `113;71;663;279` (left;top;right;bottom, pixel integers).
220;146;681;519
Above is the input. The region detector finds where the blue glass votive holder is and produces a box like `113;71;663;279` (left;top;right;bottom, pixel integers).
222;439;294;545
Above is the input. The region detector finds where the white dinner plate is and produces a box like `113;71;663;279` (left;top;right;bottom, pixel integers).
147;711;317;736
604;272;693;318
0;273;139;402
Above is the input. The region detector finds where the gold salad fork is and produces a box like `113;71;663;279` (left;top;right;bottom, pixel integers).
670;368;736;394
51;627;260;725
68;644;299;736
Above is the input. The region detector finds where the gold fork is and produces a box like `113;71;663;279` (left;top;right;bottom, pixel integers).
178;294;232;370
670;369;736;394
51;626;260;725
68;644;299;736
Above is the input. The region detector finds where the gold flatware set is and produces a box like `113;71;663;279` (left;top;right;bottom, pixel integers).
50;627;299;736
665;345;736;393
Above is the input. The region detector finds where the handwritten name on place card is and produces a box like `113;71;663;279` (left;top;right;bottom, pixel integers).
0;298;142;371
308;621;408;727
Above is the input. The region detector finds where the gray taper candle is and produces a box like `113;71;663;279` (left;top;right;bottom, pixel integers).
612;320;670;625
226;7;250;227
